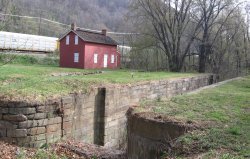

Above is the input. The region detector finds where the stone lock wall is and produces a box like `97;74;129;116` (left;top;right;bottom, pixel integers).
0;90;101;147
0;74;215;148
103;74;215;148
126;109;196;159
0;99;63;147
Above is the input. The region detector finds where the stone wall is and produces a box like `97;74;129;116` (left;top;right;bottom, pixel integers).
104;74;215;148
126;109;196;159
0;90;100;147
0;74;215;148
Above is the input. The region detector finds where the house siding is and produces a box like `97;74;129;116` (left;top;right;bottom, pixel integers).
84;42;118;69
60;32;85;69
60;31;120;69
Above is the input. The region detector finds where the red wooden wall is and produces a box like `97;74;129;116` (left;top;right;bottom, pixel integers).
60;32;85;69
84;42;118;69
60;31;120;69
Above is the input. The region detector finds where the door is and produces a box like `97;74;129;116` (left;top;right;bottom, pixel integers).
104;54;108;68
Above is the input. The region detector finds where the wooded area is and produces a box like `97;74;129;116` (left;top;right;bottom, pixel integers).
0;0;132;36
128;0;250;79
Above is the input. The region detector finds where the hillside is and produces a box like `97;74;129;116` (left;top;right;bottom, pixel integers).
0;0;132;37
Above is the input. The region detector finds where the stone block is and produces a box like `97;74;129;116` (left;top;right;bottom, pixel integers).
47;117;62;125
85;107;94;113
17;134;46;144
7;101;30;108
8;108;36;115
63;116;73;122
28;127;46;135
0;101;7;107
36;105;57;113
0;108;9;114
3;114;27;122
19;117;61;128
0;129;6;137
63;108;73;116
62;96;74;105
107;120;119;128
27;113;47;120
62;103;73;109
62;121;72;130
63;129;72;137
36;106;46;113
46;131;62;142
7;129;27;137
0;121;17;129
46;124;61;133
84;101;94;109
19;119;48;129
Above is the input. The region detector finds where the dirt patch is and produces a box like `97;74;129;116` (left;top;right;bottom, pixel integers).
54;141;126;159
0;140;125;159
0;141;36;159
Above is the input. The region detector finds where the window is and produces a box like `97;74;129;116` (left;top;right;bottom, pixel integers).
66;35;70;45
111;54;115;64
94;54;98;64
74;53;79;63
75;35;78;45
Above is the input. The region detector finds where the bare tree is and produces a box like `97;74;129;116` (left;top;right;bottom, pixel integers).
130;0;203;72
205;5;250;79
0;0;13;30
194;0;241;73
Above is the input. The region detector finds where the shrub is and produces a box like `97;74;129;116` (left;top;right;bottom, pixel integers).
0;54;59;66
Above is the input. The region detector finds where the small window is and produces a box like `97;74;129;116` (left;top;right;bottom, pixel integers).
75;35;78;45
66;35;70;45
111;55;115;64
94;54;98;64
74;53;79;63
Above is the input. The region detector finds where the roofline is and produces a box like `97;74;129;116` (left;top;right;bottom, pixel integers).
59;30;78;41
59;30;118;46
84;41;118;46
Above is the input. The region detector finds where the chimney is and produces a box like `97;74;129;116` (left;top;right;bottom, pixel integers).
71;22;77;31
102;29;107;36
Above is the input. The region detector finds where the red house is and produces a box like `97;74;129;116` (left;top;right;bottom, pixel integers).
59;23;120;69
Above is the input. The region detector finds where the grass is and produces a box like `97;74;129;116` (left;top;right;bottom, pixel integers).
139;76;250;158
0;53;59;66
0;64;196;101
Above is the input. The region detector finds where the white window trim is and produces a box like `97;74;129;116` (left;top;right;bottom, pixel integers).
111;54;115;64
94;53;98;64
66;35;70;45
74;53;79;63
75;35;78;45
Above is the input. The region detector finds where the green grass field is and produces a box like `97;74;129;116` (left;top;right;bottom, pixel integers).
139;76;250;158
0;64;196;101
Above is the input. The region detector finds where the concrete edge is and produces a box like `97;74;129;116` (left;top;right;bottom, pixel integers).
188;77;243;95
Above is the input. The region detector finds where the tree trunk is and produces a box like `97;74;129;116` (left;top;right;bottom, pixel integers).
168;55;182;72
199;44;206;73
